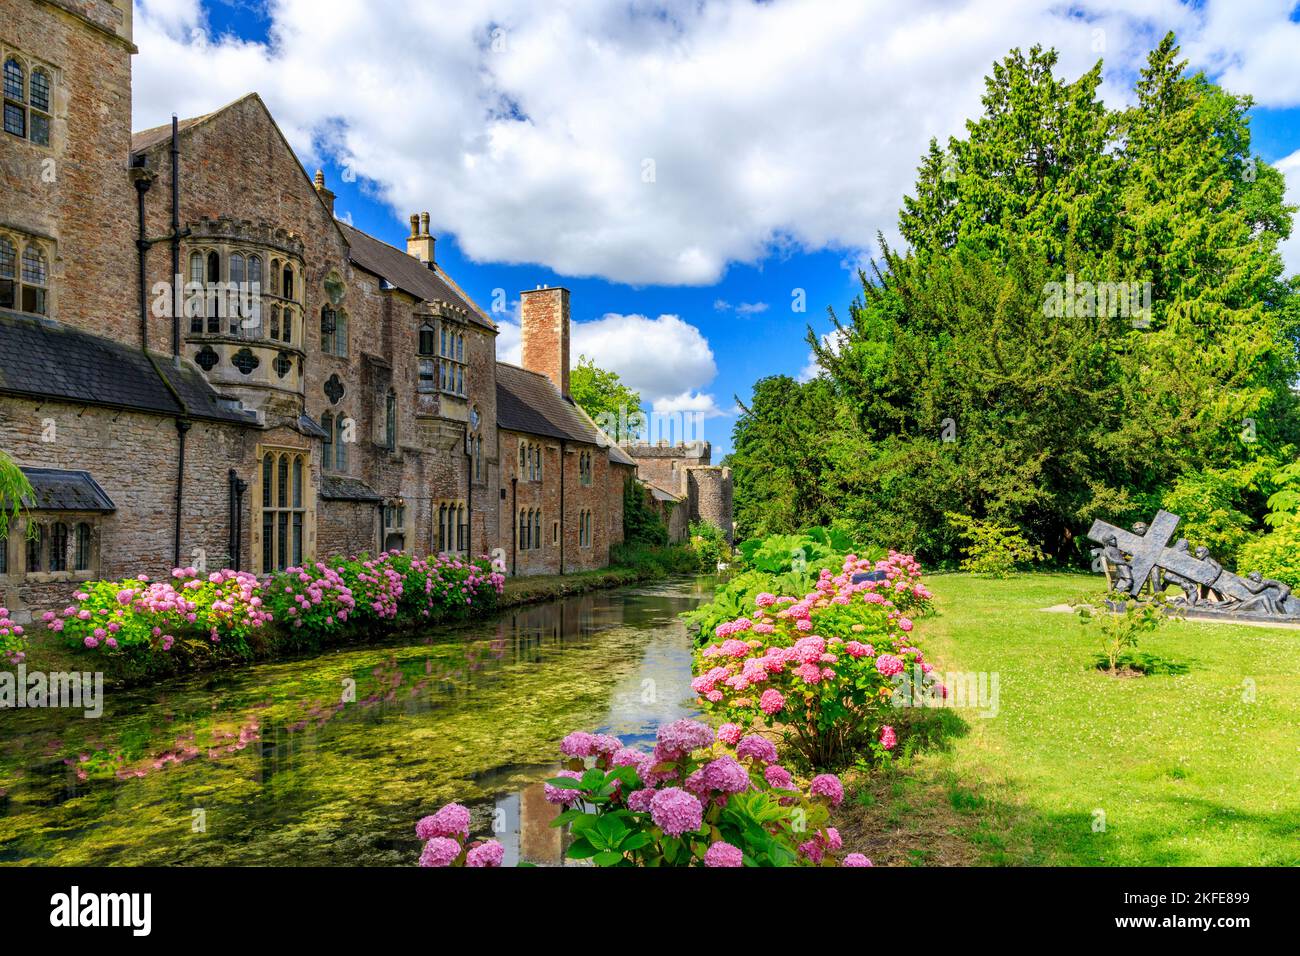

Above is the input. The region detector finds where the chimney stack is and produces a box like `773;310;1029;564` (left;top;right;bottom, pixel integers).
313;169;335;216
520;285;571;398
406;211;436;265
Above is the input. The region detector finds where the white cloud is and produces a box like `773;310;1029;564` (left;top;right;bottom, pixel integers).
572;312;717;406
1277;149;1300;279
798;329;846;383
126;0;1300;287
131;1;1300;286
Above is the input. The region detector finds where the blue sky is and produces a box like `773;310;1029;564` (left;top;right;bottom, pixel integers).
138;0;1300;460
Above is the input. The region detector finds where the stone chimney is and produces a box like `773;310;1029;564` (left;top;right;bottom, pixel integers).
407;211;435;265
313;169;336;216
520;285;571;398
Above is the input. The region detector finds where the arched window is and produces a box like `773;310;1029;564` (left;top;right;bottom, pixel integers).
0;235;15;310
3;59;25;139
519;509;528;551
20;244;46;315
271;305;281;341
270;259;282;296
320;305;336;353
534;445;542;482
282;264;294;301
320;412;334;471
259;449;309;573
187;251;204;332
49;521;68;572
334;310;348;356
228;253;245;332
335;414;349;471
473;436;483;481
281;306;293;344
533;510;542;551
26;523;43;572
205;250;221;331
385;390;397;451
438;325;467;396
28;68;49;146
74;522;92;571
457;505;467;552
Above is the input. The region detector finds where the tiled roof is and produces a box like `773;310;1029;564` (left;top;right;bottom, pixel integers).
496;362;604;446
337;222;494;330
20;468;116;512
319;474;382;502
0;310;257;425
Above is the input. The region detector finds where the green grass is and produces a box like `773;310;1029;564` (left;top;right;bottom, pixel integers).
877;572;1300;866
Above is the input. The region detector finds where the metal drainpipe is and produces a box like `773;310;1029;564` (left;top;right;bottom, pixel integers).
559;440;566;575
133;167;153;351
228;469;247;570
464;425;473;558
169;115;181;361
173;419;190;568
511;476;518;576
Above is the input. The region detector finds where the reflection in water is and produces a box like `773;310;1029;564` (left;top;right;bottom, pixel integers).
0;578;712;866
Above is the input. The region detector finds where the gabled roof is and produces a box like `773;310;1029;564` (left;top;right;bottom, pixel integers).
337;222;495;330
20;468;116;512
0;310;257;426
495;362;635;467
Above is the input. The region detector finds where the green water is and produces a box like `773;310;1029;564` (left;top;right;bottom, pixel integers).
0;578;712;866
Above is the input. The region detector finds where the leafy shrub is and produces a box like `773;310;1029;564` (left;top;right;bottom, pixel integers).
1161;465;1264;569
1237;519;1300;588
40;551;504;672
623;477;669;547
414;720;872;867
735;527;863;575
945;512;1044;576
688;520;731;569
0;605;26;666
693;554;938;771
609;542;701;575
1073;591;1172;673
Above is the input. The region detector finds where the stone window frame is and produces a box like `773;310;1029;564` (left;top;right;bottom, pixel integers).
2;49;54;149
578;449;594;486
383;389;398;452
518;440;543;483
0;227;52;317
320;304;349;357
579;509;593;549
438;323;467;397
253;446;313;574
185;243;295;342
417;321;438;393
517;506;543;552
472;435;484;483
382;498;408;553
320;411;352;473
436;500;466;555
7;514;101;584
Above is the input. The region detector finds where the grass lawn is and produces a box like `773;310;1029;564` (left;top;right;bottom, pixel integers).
836;572;1300;866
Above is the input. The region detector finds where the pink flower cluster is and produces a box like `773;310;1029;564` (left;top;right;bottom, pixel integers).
415;802;504;867
0;606;26;666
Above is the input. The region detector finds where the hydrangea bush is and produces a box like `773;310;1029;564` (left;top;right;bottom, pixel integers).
0;606;26;666
38;551;505;670
692;553;939;770
416;720;873;868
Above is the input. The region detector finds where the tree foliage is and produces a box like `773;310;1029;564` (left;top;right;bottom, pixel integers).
731;35;1299;565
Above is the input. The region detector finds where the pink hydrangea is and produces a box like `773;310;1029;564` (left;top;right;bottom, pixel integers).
649;787;703;836
543;769;583;806
627;788;656;812
810;773;844;807
879;725;897;750
716;723;743;745
697;756;749;794
875;653;904;677
465;840;505;868
417;802;471;841
764;764;794;790
735;735;778;765
418;836;461;867
759;689;785;715
704;841;744;867
655;719;714;758
843;853;873;867
559;731;597;757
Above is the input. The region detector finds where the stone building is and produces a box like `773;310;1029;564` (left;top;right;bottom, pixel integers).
624;441;734;545
0;0;635;623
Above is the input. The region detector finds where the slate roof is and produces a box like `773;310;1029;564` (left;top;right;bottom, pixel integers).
0;310;257;425
20;468;116;512
319;474;382;503
496;362;634;468
337;222;495;330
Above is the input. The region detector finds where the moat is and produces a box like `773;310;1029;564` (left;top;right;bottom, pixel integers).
0;578;712;866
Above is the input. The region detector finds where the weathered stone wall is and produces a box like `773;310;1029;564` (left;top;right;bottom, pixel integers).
1;0;137;343
687;465;734;543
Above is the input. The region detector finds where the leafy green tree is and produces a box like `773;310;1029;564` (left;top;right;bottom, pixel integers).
0;449;32;542
735;34;1299;565
570;355;642;431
